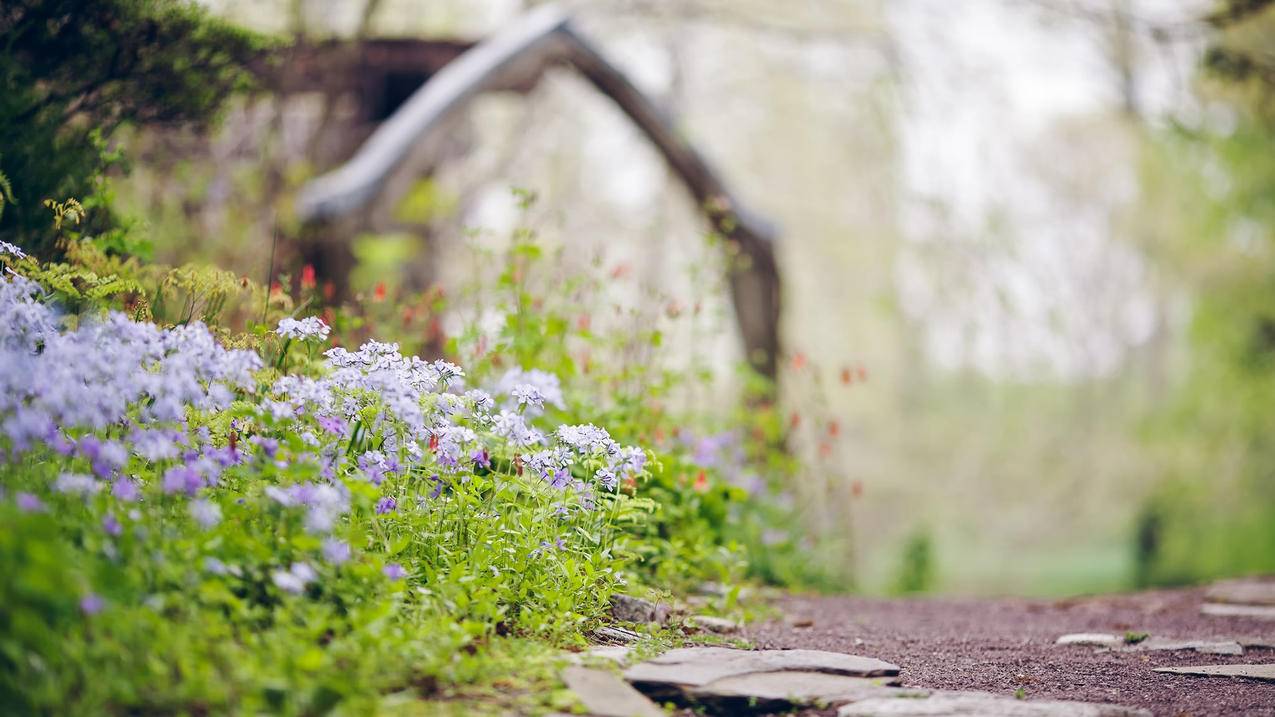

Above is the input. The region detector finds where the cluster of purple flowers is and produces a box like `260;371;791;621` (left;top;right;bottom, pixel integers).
0;270;654;605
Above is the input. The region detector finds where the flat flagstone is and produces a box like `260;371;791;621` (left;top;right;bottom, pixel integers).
687;615;741;634
628;647;899;685
1126;637;1242;655
586;646;633;665
1058;633;1244;654
562;666;666;717
1201;602;1275;620
1237;635;1275;649
683;671;917;712
837;691;1151;716
1153;664;1275;682
1204;578;1275;606
624;647;899;703
1055;633;1123;647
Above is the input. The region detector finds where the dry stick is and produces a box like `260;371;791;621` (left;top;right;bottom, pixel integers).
262;223;278;325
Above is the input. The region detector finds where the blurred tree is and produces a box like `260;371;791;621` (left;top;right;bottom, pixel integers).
1133;0;1275;585
0;0;266;256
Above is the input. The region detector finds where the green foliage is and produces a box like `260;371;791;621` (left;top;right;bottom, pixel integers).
892;529;934;595
0;0;268;255
0;209;825;712
1123;631;1149;645
1132;19;1275;584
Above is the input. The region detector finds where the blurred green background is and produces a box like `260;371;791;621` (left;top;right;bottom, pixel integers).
11;0;1275;597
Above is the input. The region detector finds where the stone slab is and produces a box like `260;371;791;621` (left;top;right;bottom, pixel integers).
1237;635;1275;649
1129;638;1243;655
1153;663;1275;682
1204;578;1275;606
688;615;741;634
838;691;1151;716
1201;602;1275;620
1056;634;1123;647
628;647;899;687
562;666;666;717
1059;633;1243;654
685;670;912;711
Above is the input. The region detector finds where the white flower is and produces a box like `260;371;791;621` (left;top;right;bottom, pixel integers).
54;472;100;495
275;316;330;341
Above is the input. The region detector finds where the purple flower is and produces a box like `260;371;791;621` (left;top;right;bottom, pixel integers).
383;563;406;581
375;496;397;515
358;451;390;485
162;464;203;495
79;436;128;478
547;467;571;490
251;436;279;458
48;431;75;457
111;479;140;502
189;499;221;528
80;593;105;615
530;537;567;558
471;449;491;470
15;492;44;513
595;468;618;491
130;428;184;462
316;415;348;437
427;474;445;499
102;513;123;536
206;445;241;468
322;538;351;565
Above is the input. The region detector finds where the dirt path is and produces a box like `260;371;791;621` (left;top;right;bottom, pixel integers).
744;587;1275;716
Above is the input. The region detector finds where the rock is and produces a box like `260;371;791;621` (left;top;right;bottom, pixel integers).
566;646;634;666
1153;664;1275;682
1055;633;1123;647
1127;637;1243;656
592;626;643;644
1236;635;1275;649
837;691;1151;716
587;646;633;665
1201;602;1275;620
1204;578;1275;606
694;582;751;600
684;671;914;712
624;647;899;702
688;615;741;634
561;666;667;717
611;594;669;624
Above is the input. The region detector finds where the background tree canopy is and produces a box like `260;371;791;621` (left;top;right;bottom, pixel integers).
0;0;265;254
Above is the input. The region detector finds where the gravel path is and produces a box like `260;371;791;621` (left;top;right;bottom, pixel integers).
745;587;1275;716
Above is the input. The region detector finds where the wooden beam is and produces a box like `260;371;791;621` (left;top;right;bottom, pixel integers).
295;4;571;222
557;25;782;380
295;3;782;380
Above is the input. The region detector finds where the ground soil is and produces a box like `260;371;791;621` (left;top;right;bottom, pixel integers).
744;587;1275;716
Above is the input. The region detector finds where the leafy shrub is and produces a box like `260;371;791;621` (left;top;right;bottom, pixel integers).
0;0;266;255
